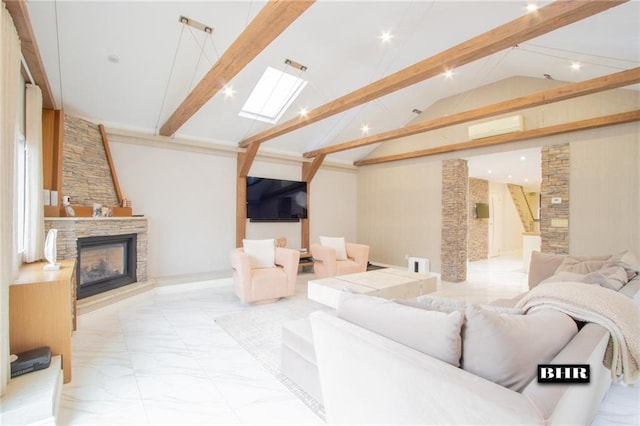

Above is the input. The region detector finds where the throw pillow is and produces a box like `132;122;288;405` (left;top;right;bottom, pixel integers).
528;251;566;289
462;305;578;392
242;238;275;268
398;295;467;313
606;251;640;281
555;255;609;275
585;265;629;291
397;296;525;315
320;236;347;261
338;292;464;366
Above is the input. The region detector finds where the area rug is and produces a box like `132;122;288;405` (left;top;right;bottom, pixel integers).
215;285;330;420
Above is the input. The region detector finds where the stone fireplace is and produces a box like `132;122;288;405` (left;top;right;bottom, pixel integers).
44;217;148;304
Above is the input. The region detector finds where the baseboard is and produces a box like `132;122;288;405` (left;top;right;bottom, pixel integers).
155;270;232;287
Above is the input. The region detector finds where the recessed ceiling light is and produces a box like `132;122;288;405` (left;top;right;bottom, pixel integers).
222;85;235;98
361;124;370;134
571;62;582;70
379;31;393;43
107;54;120;64
526;4;538;13
524;178;529;182
299;107;308;117
508;174;513;179
520;156;526;161
487;170;492;174
444;70;454;79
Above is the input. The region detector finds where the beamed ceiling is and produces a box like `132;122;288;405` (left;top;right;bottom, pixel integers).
12;0;640;168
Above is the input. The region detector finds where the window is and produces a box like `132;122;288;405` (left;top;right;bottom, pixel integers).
16;74;26;256
16;133;26;254
239;66;307;124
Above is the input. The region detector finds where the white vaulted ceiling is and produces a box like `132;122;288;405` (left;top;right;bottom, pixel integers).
25;0;640;164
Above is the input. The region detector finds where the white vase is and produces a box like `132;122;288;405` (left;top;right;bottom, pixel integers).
43;229;60;271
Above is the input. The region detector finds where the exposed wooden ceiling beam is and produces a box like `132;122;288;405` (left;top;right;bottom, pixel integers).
159;0;315;137
4;0;56;109
239;0;626;150
302;154;325;182
304;67;640;158
354;110;640;166
237;143;260;178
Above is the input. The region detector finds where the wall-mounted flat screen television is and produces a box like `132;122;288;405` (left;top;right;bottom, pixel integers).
246;176;307;221
476;202;490;219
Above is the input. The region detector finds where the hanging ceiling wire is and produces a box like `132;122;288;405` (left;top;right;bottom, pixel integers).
520;43;640;67
335;0;426;143
154;23;186;135
186;26;216;92
154;15;219;136
514;45;638;71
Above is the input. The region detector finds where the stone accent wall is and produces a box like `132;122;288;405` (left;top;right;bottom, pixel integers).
44;218;148;283
468;178;489;261
540;144;570;254
441;159;468;282
62;116;119;207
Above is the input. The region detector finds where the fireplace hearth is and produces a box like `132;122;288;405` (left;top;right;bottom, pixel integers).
77;234;137;299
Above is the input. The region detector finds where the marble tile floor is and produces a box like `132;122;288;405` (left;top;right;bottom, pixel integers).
61;277;324;425
60;255;635;424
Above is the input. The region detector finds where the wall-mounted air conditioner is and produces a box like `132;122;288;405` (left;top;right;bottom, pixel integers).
468;115;524;140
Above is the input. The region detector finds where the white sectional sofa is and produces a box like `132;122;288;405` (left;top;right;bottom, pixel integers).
310;310;612;424
286;251;639;424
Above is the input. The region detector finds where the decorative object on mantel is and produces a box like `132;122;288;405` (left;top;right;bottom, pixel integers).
62;195;75;216
43;229;60;271
92;203;102;217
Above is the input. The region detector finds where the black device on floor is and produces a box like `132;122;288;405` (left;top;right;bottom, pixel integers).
10;347;52;378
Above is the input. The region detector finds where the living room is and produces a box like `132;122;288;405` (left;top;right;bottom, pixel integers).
1;1;639;424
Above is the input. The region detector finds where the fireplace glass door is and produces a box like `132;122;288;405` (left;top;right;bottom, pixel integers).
77;234;137;299
79;242;127;285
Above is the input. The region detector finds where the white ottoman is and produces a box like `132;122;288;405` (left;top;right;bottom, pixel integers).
281;317;323;403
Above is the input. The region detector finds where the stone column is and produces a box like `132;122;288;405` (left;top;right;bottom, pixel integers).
468;178;489;261
540;143;570;254
441;159;468;282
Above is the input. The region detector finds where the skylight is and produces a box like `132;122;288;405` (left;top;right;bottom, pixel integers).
239;66;308;124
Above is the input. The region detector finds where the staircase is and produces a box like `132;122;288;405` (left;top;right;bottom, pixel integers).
507;184;536;232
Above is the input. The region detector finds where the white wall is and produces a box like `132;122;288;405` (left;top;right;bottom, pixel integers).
109;139;237;278
489;182;524;255
569;124;640;256
108;134;358;279
357;157;442;271
310;166;358;245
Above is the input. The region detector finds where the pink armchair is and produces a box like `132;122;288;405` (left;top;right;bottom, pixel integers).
310;242;370;279
230;247;300;304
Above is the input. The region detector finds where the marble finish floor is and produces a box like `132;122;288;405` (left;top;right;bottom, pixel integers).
62;278;324;425
61;255;635;424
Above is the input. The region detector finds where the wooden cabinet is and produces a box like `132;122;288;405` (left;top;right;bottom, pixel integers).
9;258;76;383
